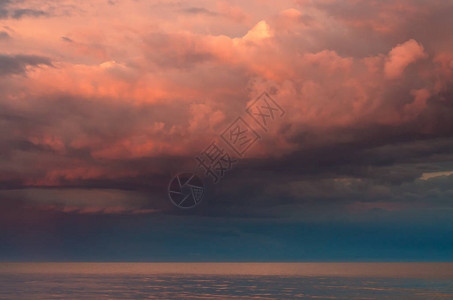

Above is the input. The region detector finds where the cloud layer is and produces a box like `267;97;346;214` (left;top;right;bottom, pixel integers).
0;0;452;221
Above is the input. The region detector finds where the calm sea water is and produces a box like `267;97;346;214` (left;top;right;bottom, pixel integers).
0;263;452;299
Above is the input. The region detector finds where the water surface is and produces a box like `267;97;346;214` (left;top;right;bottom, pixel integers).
0;263;452;299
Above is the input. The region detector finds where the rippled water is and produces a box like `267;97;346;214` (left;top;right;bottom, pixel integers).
0;263;452;299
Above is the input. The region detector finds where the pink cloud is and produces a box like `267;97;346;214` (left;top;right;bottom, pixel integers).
384;39;427;79
0;0;453;213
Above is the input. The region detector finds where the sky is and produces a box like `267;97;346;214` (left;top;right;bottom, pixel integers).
0;0;452;261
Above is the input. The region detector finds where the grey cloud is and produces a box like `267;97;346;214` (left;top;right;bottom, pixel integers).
144;32;214;69
11;8;47;19
0;188;151;212
0;54;52;75
0;0;9;19
284;0;453;58
181;7;218;16
61;36;73;43
0;30;9;40
0;80;452;218
0;0;453;221
0;0;49;19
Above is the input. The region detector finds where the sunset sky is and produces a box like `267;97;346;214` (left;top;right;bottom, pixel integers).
0;0;452;261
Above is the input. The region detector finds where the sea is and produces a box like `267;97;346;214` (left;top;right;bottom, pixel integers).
0;263;452;299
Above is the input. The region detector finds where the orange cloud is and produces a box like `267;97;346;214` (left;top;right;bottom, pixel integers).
1;0;453;216
384;39;427;79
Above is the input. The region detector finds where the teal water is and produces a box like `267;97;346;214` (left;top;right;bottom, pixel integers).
0;263;452;299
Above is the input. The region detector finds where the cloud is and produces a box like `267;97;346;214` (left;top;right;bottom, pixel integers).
0;30;9;40
61;36;73;42
0;54;52;75
0;0;49;19
384;39;427;79
181;7;218;16
242;20;272;42
143;32;215;69
0;0;452;220
11;8;47;19
0;188;158;215
420;170;453;180
0;0;9;19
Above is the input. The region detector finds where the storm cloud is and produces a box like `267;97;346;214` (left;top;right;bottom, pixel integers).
0;0;452;221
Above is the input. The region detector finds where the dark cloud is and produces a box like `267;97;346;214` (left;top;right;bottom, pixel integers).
0;0;9;19
0;0;451;224
285;0;453;59
0;74;452;219
180;7;218;16
0;0;49;19
11;8;47;19
0;54;52;75
0;30;9;40
61;36;73;43
0;198;452;261
143;32;215;69
0;0;452;262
